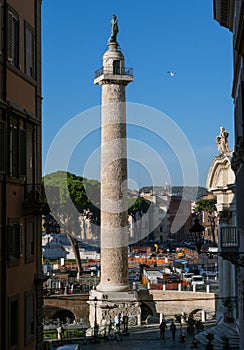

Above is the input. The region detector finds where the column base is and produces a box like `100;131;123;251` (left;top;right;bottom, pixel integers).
96;282;129;292
88;289;141;327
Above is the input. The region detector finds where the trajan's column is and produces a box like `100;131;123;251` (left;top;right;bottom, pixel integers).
89;15;141;327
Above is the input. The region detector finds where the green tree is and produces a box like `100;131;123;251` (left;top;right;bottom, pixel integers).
43;171;100;279
195;198;217;245
128;197;150;219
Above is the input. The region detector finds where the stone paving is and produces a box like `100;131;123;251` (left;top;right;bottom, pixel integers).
52;325;207;350
82;325;206;349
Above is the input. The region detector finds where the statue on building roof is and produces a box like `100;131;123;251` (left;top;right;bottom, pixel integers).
108;15;119;43
216;126;229;154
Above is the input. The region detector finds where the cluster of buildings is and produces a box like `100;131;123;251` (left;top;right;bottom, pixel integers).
0;0;244;349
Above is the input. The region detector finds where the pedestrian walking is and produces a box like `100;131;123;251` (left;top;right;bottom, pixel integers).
122;314;129;334
114;313;121;331
159;319;167;339
57;324;64;341
170;321;177;340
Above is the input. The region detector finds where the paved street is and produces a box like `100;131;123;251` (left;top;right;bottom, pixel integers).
81;325;206;350
50;325;207;350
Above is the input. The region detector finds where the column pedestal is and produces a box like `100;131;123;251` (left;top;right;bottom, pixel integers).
89;289;141;328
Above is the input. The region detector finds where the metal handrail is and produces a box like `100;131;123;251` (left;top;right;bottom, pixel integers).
94;66;133;79
24;183;46;204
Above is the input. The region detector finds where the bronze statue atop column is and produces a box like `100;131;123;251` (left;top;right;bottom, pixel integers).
108;15;119;43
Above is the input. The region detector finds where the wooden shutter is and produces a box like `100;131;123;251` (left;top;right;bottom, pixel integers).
7;10;14;62
25;292;35;344
19;129;27;177
15;223;21;258
10;126;18;177
26;220;34;262
7;9;19;67
25;24;34;78
0;121;5;173
7;224;15;259
7;223;22;261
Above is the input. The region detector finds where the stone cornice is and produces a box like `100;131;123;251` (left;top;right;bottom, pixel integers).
97;80;130;86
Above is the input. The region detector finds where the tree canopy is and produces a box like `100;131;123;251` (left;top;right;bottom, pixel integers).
195;198;217;245
195;198;217;213
43;170;100;211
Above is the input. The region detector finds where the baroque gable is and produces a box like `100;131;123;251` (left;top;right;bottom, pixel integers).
206;152;235;190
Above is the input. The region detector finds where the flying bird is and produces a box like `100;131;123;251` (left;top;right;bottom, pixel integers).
167;71;176;77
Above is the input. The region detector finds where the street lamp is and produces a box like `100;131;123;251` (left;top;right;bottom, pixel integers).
189;218;205;254
93;296;98;341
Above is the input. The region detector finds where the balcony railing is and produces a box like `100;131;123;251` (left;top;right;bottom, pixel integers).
94;66;134;79
219;226;244;266
220;226;239;250
23;183;46;213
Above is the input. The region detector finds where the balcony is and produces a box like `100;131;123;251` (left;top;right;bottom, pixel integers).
94;66;133;84
220;226;239;252
23;183;46;214
219;226;244;266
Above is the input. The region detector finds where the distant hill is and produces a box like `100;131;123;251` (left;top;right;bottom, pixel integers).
43;171;100;209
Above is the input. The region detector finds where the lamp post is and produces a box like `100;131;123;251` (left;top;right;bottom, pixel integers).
189;218;205;254
94;296;98;341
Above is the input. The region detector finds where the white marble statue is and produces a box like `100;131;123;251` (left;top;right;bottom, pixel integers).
216;126;229;154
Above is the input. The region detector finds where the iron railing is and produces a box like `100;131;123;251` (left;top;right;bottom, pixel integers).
220;226;239;248
94;66;133;79
24;183;46;204
219;226;244;266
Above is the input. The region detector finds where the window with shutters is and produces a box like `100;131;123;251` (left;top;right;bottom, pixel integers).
25;219;34;263
9;296;19;349
10;125;27;178
7;222;22;266
7;8;20;67
25;22;34;78
0;121;5;173
25;291;35;345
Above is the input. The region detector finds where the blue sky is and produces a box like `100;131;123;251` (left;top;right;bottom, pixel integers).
42;0;233;188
